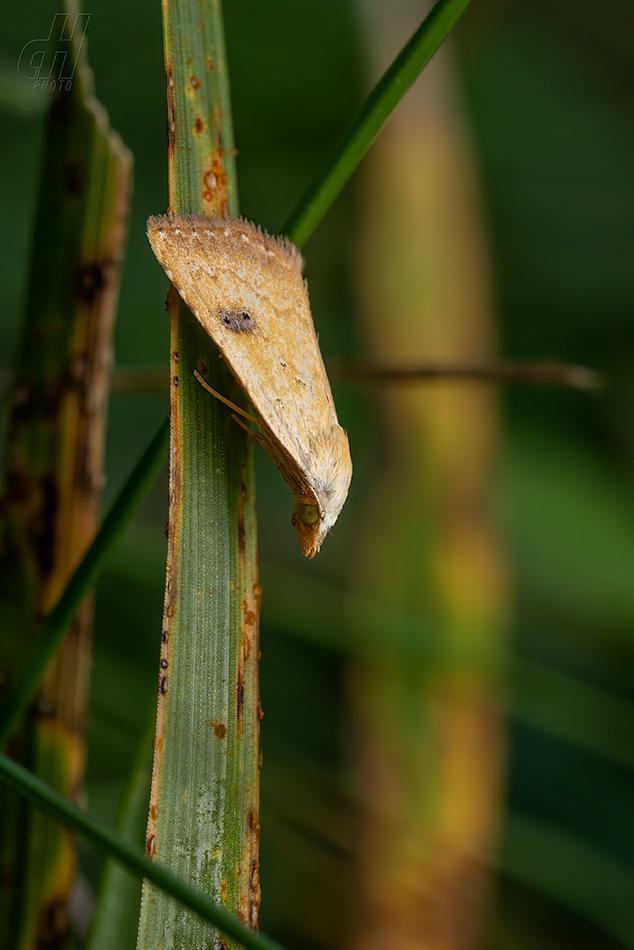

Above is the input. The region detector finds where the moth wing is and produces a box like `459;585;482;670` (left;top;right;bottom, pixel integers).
147;214;348;502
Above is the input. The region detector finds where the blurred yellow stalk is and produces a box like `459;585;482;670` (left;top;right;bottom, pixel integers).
349;4;509;948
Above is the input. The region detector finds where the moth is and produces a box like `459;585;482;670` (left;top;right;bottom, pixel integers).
147;213;352;558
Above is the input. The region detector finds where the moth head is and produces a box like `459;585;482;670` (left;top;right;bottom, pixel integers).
291;430;352;558
292;502;322;559
291;505;324;559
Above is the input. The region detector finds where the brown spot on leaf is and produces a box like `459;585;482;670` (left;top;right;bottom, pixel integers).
214;722;227;739
75;262;106;304
165;62;175;162
201;155;227;213
30;475;58;576
194;116;204;135
237;520;247;554
146;835;156;857
190;75;201;89
236;669;244;735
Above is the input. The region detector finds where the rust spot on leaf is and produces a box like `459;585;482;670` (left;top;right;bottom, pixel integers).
237;521;246;554
213;721;227;739
30;474;59;577
165;61;176;174
75;262;106;305
248;808;261;836
204;170;218;193
201;156;228;215
236;669;244;734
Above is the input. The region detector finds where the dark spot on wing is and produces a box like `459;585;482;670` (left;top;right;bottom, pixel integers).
219;309;254;333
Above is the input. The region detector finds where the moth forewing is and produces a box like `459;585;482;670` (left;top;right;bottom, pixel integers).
147;213;352;557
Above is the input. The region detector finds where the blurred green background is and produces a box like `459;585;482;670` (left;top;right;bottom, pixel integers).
2;0;634;948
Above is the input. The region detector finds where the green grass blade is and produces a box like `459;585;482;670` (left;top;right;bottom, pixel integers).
282;0;473;246
0;420;169;750
0;754;284;950
87;708;155;950
136;0;261;946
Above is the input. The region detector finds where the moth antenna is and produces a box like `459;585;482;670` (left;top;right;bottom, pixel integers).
193;370;260;426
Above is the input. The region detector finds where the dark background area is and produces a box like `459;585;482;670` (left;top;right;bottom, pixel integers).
2;0;634;947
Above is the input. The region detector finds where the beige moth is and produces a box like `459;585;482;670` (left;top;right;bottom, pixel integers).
147;213;352;558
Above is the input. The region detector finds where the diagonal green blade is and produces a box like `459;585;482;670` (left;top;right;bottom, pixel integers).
0;753;285;950
283;0;473;246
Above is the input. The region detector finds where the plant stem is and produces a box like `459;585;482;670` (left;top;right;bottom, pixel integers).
0;8;132;942
136;0;261;946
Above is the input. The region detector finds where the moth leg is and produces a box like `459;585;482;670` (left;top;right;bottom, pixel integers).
230;413;269;453
231;412;255;435
193;370;259;425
